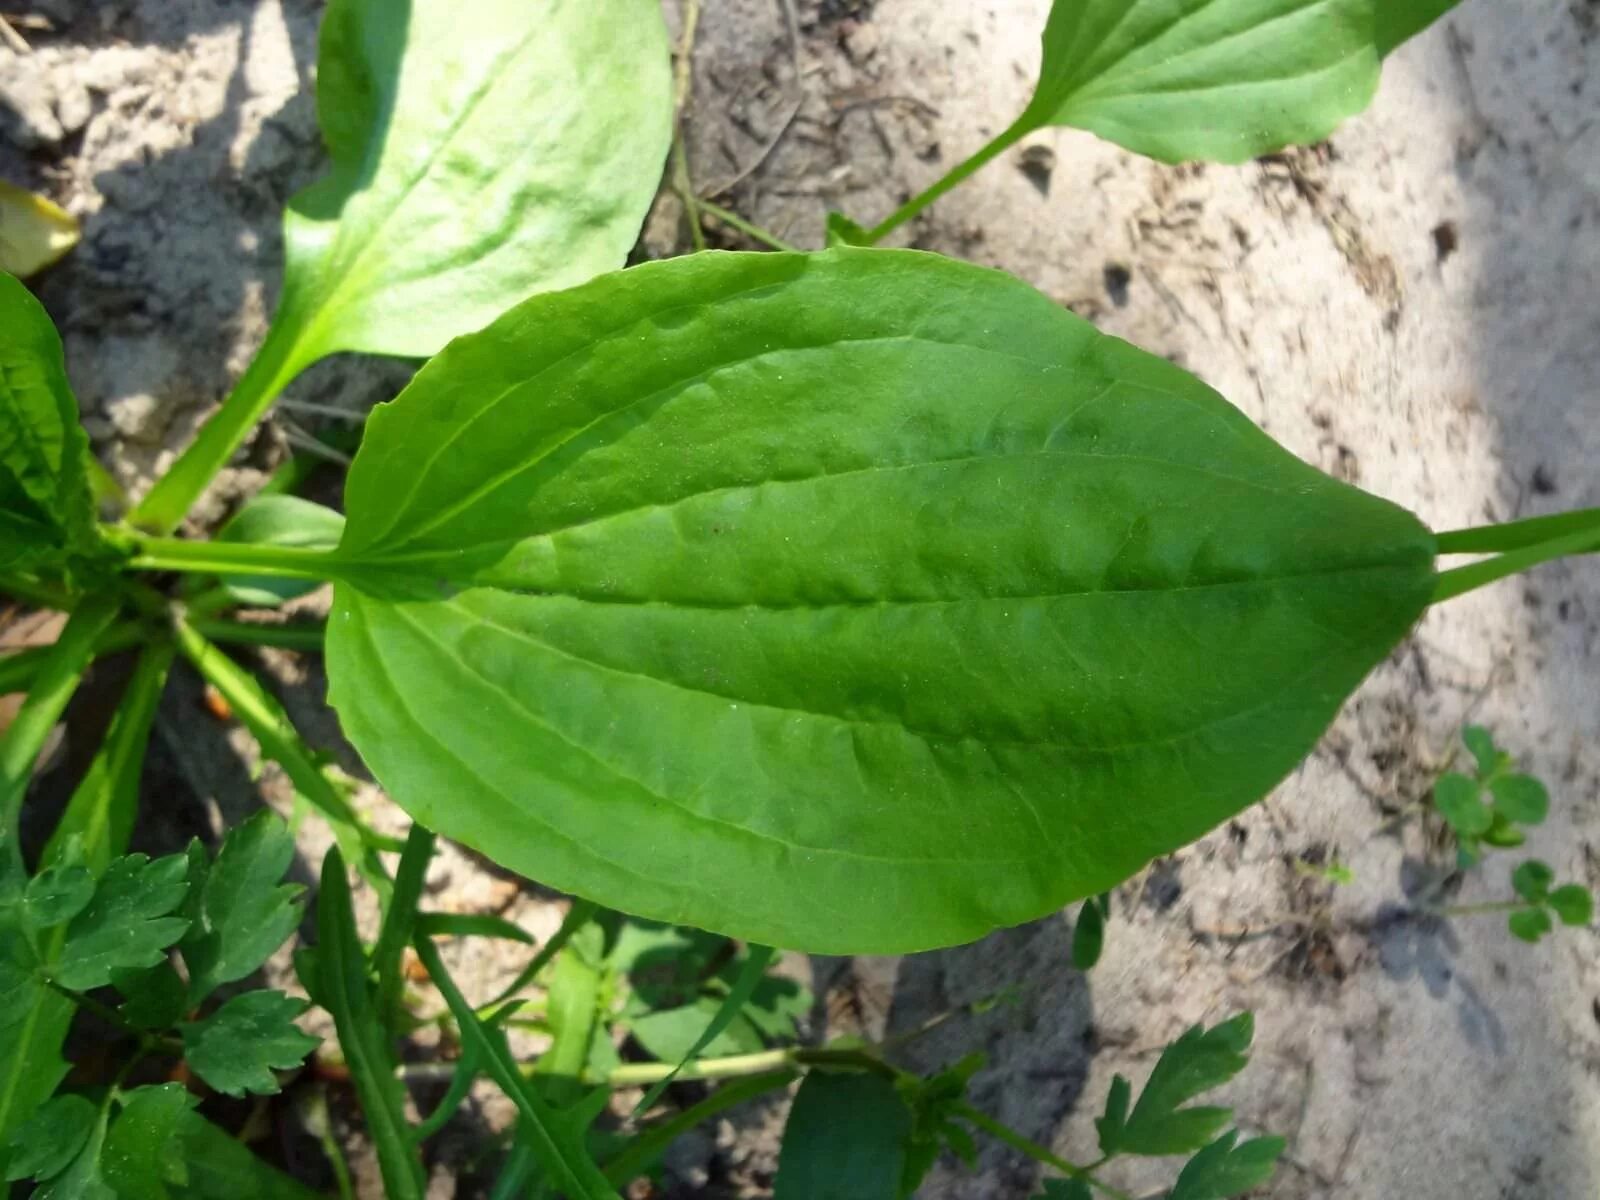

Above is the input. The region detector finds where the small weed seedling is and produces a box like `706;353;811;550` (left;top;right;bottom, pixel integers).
3;0;1596;1195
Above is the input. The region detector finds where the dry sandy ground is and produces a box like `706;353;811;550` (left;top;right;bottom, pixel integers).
2;0;1598;1196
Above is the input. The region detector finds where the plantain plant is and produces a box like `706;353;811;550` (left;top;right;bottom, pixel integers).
2;0;1592;1196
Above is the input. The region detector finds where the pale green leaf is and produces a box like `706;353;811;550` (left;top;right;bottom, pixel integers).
1460;725;1497;778
180;810;304;1003
773;1072;911;1200
1433;773;1491;838
626;997;766;1066
1018;0;1462;165
180;990;320;1097
325;248;1436;955
54;852;190;991
212;495;346;607
1489;774;1549;826
280;0;672;364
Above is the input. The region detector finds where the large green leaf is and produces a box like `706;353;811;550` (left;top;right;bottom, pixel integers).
1017;0;1462;164
0;272;99;570
773;1072;911;1200
325;248;1435;954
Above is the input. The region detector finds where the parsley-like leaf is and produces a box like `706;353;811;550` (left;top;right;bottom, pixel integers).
53;852;189;991
21;858;94;934
3;1093;96;1184
1168;1130;1286;1200
101;1084;194;1200
1096;1014;1253;1158
180;812;304;1003
180;990;319;1097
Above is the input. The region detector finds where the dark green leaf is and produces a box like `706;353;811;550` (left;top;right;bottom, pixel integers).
1018;0;1461;166
1460;725;1497;778
171;1110;324;1200
1168;1130;1286;1200
55;852;189;991
1511;860;1554;903
315;849;425;1199
1097;1014;1252;1158
1375;0;1462;55
1433;773;1491;838
1071;898;1105;971
0;938;74;1178
113;960;188;1031
180;810;304;1003
213;495;346;607
0;272;100;571
1034;1181;1092;1200
325;247;1436;955
1508;907;1552;944
1548;885;1593;928
416;912;533;944
773;1072;911;1200
1489;774;1549;826
3;1092;96;1183
101;1084;194;1200
180;990;320;1097
23;858;94;932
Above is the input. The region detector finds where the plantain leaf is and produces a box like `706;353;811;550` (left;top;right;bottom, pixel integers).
773;1072;911;1200
0;272;100;571
325;248;1436;955
1017;0;1463;164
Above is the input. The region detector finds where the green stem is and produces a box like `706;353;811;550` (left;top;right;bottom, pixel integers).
1436;506;1600;554
487;898;598;1008
595;1045;890;1088
0;573;74;610
127;536;343;582
697;199;800;253
189;616;325;652
1432;524;1600;603
375;825;437;1030
602;1070;797;1185
865;117;1029;244
954;1103;1130;1200
0;592;121;864
1431;899;1524;917
129;312;316;535
0;622;146;696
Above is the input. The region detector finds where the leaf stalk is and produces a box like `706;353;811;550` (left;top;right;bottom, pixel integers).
864;117;1029;244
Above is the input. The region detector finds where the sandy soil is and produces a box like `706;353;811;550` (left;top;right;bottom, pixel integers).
2;0;1598;1196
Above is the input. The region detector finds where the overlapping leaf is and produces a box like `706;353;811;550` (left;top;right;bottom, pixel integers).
326;247;1436;954
181;991;320;1097
53;851;189;991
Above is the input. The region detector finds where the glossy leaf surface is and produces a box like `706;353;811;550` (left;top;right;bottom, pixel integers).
1021;0;1461;164
327;248;1435;954
0;272;98;570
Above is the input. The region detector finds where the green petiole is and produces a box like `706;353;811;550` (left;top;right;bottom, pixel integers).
126;535;343;582
1433;522;1600;603
863;117;1028;245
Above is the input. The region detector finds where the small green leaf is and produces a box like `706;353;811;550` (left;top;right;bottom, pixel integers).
1097;1015;1253;1158
180;810;304;1003
1168;1130;1286;1200
101;1084;194;1200
1481;814;1526;849
1460;725;1498;778
626;997;766;1065
1508;907;1553;944
1548;885;1594;928
181;990;320;1098
1071;897;1105;971
1018;0;1463;166
212;495;346;608
54;852;190;991
773;1072;911;1200
113;961;188;1031
1511;860;1554;903
1489;774;1549;826
1433;773;1491;838
826;212;873;247
22;859;94;933
3;1092;96;1183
